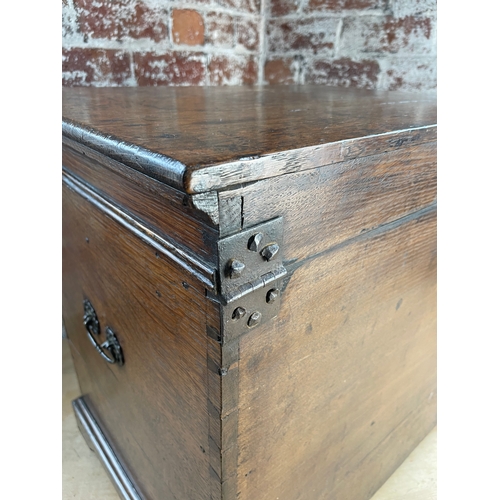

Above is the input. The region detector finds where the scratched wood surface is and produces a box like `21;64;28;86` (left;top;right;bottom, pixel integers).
62;182;218;500
62;86;436;193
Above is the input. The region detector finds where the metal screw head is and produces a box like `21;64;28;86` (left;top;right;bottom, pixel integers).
266;288;280;304
227;259;245;279
260;243;280;262
248;232;264;252
232;307;246;321
247;311;262;328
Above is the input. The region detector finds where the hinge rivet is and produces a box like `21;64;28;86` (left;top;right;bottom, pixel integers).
232;307;246;321
247;311;262;328
266;289;280;304
227;259;245;279
260;243;280;262
248;232;264;252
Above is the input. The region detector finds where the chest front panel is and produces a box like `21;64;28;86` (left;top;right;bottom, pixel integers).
62;180;216;500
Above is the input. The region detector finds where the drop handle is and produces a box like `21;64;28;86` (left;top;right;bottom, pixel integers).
83;299;124;366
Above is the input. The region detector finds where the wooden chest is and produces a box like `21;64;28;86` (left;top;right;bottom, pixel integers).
62;86;437;500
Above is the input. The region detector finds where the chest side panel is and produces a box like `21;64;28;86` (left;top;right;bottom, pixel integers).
62;181;217;500
236;208;436;500
218;136;436;261
215;138;437;500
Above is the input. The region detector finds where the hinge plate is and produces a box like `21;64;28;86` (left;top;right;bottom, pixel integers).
218;217;285;301
221;278;283;342
217;217;286;339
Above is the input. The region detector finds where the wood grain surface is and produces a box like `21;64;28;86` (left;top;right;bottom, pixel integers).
218;140;436;261
63;339;437;500
62;86;436;193
62;182;220;500
235;207;437;500
62;141;219;265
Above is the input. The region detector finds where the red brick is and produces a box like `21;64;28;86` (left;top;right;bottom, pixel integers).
134;52;206;86
307;0;384;12
216;0;260;13
305;58;380;88
205;12;234;48
267;18;338;53
384;57;436;90
74;0;167;42
236;18;259;51
62;48;132;86
340;15;435;55
264;59;295;84
172;9;204;46
208;55;257;85
270;0;300;17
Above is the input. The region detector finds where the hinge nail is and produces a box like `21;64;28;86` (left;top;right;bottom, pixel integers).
248;232;264;252
260;243;280;262
266;289;280;304
227;259;245;279
232;307;246;320
247;311;262;328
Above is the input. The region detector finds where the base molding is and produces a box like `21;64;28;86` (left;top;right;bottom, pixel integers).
72;397;142;500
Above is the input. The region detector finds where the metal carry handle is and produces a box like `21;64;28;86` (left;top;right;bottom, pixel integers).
83;299;124;366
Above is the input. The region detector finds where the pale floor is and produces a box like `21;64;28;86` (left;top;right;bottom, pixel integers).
62;339;437;499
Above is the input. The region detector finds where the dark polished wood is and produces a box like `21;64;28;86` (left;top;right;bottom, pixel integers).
62;141;219;267
62;86;436;193
219;140;437;261
62;86;437;500
63;182;218;500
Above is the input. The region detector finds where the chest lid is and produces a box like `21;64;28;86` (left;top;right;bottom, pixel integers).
62;86;437;194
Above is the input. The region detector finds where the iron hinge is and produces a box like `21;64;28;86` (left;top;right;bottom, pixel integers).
217;217;286;340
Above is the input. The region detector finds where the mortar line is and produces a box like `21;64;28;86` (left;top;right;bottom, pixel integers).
258;0;268;84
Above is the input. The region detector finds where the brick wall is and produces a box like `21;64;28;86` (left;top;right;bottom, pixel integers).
62;0;436;90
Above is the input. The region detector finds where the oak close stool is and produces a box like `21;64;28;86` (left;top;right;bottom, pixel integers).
62;86;437;500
